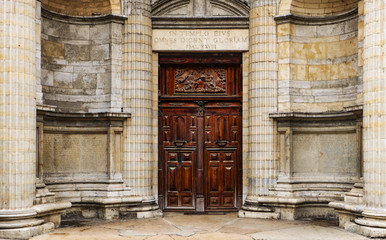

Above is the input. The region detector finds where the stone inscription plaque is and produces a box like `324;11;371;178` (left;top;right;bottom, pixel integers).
43;133;108;174
292;132;357;177
153;29;249;51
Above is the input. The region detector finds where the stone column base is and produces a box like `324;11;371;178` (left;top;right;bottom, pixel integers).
241;196;338;221
0;222;54;240
0;202;71;239
348;215;386;238
120;199;163;219
34;202;72;227
329;201;364;228
62;196;162;220
345;221;386;238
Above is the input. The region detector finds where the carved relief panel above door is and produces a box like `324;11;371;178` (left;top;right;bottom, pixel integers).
175;67;227;94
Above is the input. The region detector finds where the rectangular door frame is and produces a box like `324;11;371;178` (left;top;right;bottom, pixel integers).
158;53;242;212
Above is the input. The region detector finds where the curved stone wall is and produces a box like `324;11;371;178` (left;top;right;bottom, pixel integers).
279;0;357;17
41;10;124;113
41;0;111;16
277;12;360;112
291;0;357;16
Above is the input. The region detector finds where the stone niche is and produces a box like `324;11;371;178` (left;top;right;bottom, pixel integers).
263;110;362;220
275;8;360;113
41;8;126;113
38;111;132;219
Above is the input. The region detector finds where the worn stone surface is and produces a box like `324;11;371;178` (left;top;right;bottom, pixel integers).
41;14;123;113
43;133;108;174
277;16;360;112
292;132;357;177
31;213;370;240
4;0;386;239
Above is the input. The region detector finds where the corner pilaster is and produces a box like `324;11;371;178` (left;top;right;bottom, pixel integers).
121;0;160;216
239;0;279;219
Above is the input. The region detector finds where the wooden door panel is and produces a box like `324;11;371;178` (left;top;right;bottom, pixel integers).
161;107;198;148
159;54;242;212
165;149;195;209
204;105;241;148
205;150;238;209
204;105;240;210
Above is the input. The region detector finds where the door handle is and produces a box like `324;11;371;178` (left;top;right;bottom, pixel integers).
215;140;228;147
173;140;186;147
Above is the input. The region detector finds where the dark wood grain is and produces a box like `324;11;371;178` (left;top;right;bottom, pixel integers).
159;53;242;212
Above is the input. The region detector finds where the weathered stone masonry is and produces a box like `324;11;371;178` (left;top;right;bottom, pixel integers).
1;0;386;239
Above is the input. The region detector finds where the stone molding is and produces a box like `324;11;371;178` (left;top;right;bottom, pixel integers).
41;7;127;25
274;8;358;26
152;16;249;29
269;108;363;121
151;0;249;29
37;110;131;121
152;0;249;16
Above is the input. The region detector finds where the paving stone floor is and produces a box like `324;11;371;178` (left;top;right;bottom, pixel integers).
31;212;370;240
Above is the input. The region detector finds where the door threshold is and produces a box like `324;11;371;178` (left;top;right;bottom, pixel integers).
184;212;226;215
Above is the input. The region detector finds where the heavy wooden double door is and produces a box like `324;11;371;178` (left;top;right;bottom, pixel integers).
158;54;242;212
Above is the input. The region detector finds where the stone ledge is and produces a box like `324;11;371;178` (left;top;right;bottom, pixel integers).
274;8;358;26
238;210;280;219
243;196;339;221
41;8;127;25
269;110;361;121
33;202;72;216
329;201;364;214
38;110;131;121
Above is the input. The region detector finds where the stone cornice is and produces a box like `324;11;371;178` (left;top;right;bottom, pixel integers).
269;107;363;122
152;16;249;29
41;8;127;25
274;8;358;26
37;110;131;121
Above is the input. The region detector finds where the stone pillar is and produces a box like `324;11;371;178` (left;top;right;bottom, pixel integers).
241;0;278;214
122;0;156;206
0;0;42;238
354;0;386;237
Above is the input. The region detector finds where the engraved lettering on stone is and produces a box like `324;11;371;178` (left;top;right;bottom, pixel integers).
175;68;226;93
152;29;249;51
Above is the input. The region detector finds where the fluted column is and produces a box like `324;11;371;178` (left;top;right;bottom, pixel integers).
122;0;155;203
355;0;386;236
0;0;39;237
245;0;278;204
